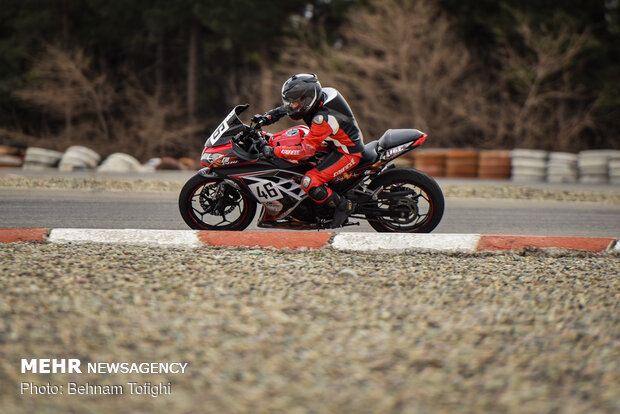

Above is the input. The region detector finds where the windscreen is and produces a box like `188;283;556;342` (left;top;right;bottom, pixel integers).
204;105;248;147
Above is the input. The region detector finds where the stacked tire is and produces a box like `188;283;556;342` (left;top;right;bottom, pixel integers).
97;153;144;173
445;149;478;178
412;149;446;177
0;144;26;168
577;150;611;184
511;149;548;182
22;147;64;170
58;146;101;171
478;150;511;180
610;152;620;185
547;152;578;183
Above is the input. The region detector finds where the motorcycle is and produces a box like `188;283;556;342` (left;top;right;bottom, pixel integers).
178;104;444;232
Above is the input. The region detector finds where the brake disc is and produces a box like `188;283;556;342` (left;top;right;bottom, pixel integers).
199;185;217;213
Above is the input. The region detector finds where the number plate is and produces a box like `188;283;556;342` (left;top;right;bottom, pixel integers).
248;180;283;202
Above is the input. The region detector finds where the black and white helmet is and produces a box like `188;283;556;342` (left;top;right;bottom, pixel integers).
281;73;322;118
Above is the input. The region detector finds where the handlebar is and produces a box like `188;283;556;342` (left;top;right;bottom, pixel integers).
232;123;270;157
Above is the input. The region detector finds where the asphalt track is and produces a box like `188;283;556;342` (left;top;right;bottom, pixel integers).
0;187;619;237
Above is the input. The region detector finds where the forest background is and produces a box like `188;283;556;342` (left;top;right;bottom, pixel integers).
1;0;618;161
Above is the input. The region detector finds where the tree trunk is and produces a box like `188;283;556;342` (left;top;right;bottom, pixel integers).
260;46;274;111
155;35;165;104
187;22;199;134
62;0;72;141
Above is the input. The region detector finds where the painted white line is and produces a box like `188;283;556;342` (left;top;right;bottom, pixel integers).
331;233;481;252
48;229;200;247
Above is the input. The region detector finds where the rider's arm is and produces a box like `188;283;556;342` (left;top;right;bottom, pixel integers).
262;105;289;126
300;115;334;148
273;115;332;161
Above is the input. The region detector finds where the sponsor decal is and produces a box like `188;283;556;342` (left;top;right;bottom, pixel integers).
333;158;357;177
384;143;410;158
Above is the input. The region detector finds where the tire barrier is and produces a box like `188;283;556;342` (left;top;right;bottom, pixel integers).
0;154;24;168
445;149;478;178
97;153;145;173
547;152;578;183
412;149;446;177
0;144;27;168
2;143;619;184
610;152;620;185
578;150;620;184
59;146;101;171
409;148;618;184
22;147;64;170
511;149;548;182
478;150;511;180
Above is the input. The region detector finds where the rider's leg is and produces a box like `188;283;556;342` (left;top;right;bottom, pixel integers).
301;151;360;228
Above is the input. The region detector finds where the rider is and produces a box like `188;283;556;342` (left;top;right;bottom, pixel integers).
253;73;364;228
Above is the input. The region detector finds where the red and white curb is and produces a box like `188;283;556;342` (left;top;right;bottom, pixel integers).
0;228;618;253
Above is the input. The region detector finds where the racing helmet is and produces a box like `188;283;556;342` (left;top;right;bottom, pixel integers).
281;73;322;119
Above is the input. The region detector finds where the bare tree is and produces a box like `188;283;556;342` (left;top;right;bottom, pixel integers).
114;79;198;159
497;13;596;150
13;44;114;148
187;21;199;134
11;43;197;159
277;1;598;152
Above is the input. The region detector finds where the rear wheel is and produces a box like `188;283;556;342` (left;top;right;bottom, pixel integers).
179;174;256;230
365;168;444;233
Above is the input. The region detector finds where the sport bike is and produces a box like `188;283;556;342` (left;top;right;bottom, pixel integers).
178;104;444;232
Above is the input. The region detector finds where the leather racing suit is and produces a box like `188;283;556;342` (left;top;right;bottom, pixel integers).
263;87;364;204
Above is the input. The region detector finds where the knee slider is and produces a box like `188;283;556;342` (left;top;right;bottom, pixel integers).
302;175;313;190
308;185;329;202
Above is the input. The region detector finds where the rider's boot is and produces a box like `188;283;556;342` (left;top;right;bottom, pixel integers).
325;192;355;229
308;185;355;228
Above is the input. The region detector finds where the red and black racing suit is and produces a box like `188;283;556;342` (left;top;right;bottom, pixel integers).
265;87;364;204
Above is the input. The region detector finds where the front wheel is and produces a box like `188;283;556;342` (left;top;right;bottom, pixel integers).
179;174;256;230
364;168;444;233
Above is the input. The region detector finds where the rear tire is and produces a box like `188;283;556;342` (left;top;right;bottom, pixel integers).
365;168;444;233
179;174;256;230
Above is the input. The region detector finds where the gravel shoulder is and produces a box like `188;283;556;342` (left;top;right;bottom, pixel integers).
1;244;618;413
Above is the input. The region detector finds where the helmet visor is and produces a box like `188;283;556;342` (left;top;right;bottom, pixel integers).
284;98;305;113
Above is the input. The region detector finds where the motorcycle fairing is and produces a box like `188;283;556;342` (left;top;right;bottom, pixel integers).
230;169;309;223
269;126;309;147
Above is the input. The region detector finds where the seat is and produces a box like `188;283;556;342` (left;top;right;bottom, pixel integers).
356;141;379;167
378;129;424;149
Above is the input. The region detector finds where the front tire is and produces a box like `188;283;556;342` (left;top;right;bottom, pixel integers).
365;168;444;233
179;174;256;230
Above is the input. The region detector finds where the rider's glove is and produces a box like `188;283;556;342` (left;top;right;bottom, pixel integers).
262;145;275;160
252;114;271;126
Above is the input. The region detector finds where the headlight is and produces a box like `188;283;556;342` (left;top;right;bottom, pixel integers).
201;152;225;165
